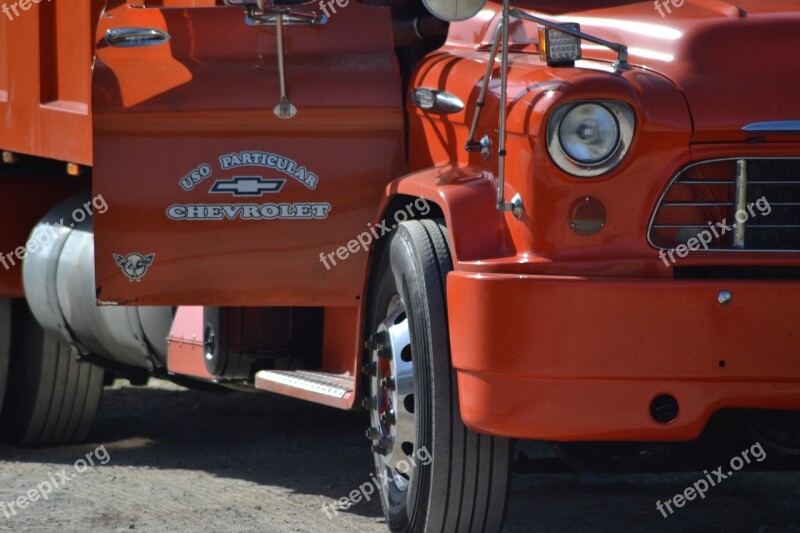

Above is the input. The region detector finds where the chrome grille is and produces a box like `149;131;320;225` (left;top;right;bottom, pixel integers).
649;158;800;252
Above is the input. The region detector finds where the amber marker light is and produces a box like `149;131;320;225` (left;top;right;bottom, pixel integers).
538;23;582;66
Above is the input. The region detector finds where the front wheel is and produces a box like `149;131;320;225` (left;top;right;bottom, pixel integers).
366;219;511;533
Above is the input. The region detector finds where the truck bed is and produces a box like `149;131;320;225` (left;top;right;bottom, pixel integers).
0;0;219;166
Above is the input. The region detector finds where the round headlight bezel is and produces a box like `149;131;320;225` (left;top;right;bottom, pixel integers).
547;100;636;178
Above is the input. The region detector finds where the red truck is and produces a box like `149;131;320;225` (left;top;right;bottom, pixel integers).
1;0;799;531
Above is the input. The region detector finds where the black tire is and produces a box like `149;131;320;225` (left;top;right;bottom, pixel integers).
366;219;511;533
0;300;104;446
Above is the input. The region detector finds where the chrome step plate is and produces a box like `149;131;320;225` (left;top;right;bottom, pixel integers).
255;370;354;409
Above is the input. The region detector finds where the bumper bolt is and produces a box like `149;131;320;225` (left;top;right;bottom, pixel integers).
717;290;732;305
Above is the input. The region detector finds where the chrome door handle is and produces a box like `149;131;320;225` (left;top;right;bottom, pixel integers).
105;28;171;48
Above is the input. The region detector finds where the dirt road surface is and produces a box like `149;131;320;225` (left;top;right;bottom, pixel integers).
0;379;798;532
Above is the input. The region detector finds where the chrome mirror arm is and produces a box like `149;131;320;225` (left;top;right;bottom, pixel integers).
463;3;524;219
496;0;523;219
465;21;503;153
273;14;297;119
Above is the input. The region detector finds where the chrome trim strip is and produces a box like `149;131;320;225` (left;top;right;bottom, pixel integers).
733;159;747;248
105;28;170;47
661;201;734;207
653;224;723;229
674;180;735;185
742;121;800;134
647;157;800;253
747;225;800;229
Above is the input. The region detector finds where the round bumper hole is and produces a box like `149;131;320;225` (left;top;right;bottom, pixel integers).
650;394;679;424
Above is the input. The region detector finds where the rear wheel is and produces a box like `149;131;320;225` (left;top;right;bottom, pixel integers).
366;219;511;533
0;300;104;446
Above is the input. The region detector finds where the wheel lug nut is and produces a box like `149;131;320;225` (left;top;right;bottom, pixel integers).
378;346;392;360
380;410;396;425
362;362;377;376
365;331;388;351
381;377;396;390
366;427;381;440
365;338;380;351
372;436;393;454
372;444;388;455
361;396;377;410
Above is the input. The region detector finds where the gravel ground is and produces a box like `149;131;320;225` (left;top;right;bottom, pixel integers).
0;379;798;532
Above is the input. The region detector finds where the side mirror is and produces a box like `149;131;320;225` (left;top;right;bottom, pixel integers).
422;0;488;22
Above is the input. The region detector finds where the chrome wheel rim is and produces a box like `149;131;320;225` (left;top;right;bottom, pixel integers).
368;295;415;492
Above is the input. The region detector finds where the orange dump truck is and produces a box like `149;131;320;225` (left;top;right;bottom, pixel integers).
1;0;800;530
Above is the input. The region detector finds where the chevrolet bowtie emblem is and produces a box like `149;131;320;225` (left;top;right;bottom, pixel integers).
210;176;286;196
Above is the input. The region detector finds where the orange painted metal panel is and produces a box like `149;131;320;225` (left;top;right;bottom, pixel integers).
92;3;405;307
0;1;103;165
457;373;800;442
322;307;360;375
167;305;214;380
448;271;800;440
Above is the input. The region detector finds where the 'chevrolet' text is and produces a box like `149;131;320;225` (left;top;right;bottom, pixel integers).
166;203;331;221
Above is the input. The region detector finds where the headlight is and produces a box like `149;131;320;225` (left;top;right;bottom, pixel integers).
547;100;635;177
559;104;619;163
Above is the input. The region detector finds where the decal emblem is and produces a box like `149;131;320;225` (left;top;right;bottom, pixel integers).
168;151;330;222
114;253;155;282
210;176;285;196
219;151;318;190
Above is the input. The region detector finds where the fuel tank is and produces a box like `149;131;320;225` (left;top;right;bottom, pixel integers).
23;195;173;369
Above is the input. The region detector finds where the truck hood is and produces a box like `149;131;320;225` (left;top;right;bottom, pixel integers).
516;0;800;142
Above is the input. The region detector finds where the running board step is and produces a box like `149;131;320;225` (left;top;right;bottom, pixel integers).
254;370;355;409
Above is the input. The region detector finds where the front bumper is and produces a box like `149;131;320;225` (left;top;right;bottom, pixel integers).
447;272;800;441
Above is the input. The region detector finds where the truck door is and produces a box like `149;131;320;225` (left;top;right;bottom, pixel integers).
92;0;405;306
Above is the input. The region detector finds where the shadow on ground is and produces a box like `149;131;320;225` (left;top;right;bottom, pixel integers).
0;381;798;532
